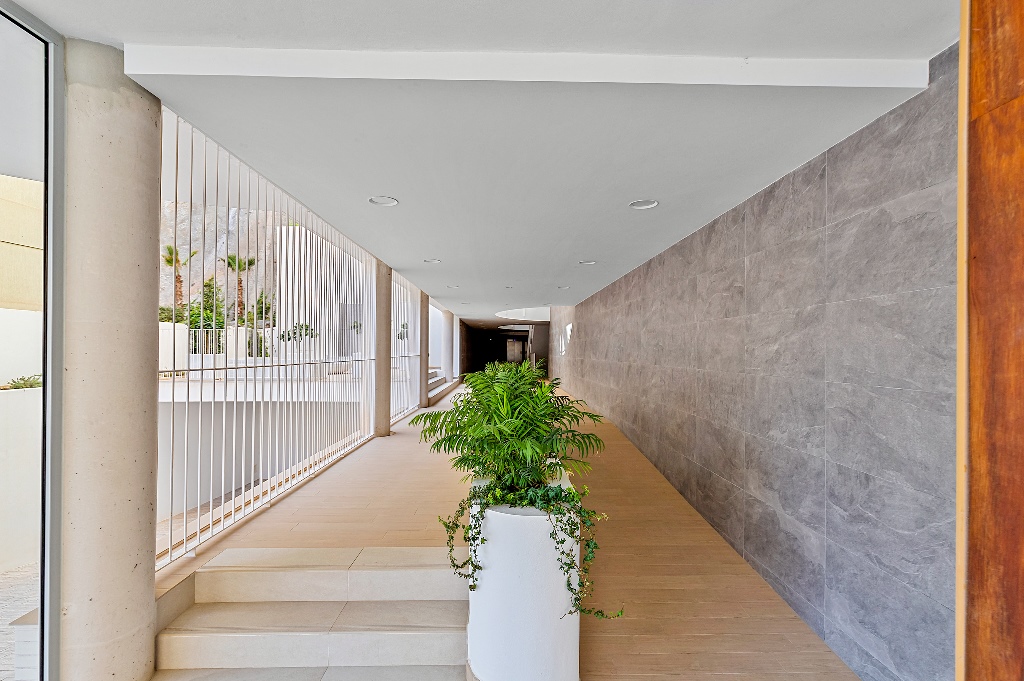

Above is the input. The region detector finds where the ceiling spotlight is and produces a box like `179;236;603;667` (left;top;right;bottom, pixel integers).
505;286;514;289
462;302;470;305
446;285;459;289
368;196;399;206
629;199;658;210
578;260;597;265
558;286;571;289
423;258;441;264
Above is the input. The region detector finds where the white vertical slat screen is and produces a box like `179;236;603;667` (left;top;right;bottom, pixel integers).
390;271;421;421
156;109;377;567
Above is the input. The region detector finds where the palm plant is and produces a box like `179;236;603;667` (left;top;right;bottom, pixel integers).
162;245;197;308
221;254;256;320
411;361;603;490
410;361;618;617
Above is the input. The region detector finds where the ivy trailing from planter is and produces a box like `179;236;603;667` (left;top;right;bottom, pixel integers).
410;360;623;619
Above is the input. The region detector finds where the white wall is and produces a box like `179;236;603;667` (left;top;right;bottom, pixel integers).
428;303;443;368
0;388;42;573
0;309;43;383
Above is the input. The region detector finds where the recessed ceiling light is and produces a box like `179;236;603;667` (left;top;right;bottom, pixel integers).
423;258;441;264
629;199;658;210
558;286;571;289
505;286;514;289
368;195;399;206
578;260;597;265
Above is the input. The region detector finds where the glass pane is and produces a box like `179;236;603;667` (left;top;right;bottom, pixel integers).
0;13;46;680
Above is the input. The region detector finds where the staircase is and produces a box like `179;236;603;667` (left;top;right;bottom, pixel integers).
153;547;469;679
427;367;446;394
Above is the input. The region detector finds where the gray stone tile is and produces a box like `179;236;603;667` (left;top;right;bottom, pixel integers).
824;618;903;681
745;228;825;314
696;205;745;274
696;369;746;431
692;464;745;550
929;42;959;85
662;366;699;415
745;153;827;255
827;179;956;302
744;305;826;380
748;553;825;638
743;494;825;611
825;542;954;681
826;286;955;393
694;258;744;320
675;454;701;508
745;435;826;533
661;410;697;459
827;462;955;608
697;317;745;372
693;417;744;486
744;374;826;455
827;74;957;224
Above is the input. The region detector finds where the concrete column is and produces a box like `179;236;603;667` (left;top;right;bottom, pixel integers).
61;40;161;681
441;309;454;382
374;260;392;436
418;291;430;408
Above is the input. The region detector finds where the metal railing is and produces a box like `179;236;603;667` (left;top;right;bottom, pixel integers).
390;272;421;421
156;109;377;567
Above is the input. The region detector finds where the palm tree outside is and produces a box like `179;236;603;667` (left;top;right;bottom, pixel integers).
162;245;197;308
221;254;257;322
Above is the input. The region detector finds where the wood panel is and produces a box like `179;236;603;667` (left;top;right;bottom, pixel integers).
966;0;1024;676
969;0;1024;119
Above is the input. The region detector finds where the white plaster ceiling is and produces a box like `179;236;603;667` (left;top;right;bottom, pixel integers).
17;0;959;324
15;0;958;59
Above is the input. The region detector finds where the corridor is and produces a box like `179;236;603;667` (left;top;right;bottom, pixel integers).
154;392;856;679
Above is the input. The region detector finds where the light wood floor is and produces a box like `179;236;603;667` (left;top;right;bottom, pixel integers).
579;419;857;680
156;394;857;680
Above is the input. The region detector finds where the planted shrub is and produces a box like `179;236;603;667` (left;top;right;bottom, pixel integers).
410;360;622;618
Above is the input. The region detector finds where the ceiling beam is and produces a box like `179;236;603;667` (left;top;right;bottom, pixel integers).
125;45;929;89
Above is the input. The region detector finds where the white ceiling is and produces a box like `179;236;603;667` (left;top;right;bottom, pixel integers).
18;0;959;324
17;0;958;58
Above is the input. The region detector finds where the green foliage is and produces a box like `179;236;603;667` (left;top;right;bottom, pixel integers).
221;254;256;272
350;320;363;334
280;323;318;342
0;374;42;390
411;361;621;618
410;361;604;490
189;278;227;330
252;291;276;327
162;245;196;268
396;321;409;341
158;306;188;323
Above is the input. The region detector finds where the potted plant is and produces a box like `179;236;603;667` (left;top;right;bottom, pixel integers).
410;361;620;681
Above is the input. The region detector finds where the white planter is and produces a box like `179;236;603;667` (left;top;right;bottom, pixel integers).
467;504;579;681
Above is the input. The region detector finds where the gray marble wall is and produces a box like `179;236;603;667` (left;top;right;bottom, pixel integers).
550;44;958;681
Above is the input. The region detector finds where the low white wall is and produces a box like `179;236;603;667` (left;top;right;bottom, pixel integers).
0;388;42;573
0;308;42;383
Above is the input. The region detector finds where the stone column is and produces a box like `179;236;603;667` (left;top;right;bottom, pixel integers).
441;309;454;383
61;40;161;681
418;291;430;408
374;260;392;436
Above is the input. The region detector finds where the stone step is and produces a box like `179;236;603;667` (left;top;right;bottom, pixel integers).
156;600;468;669
427;375;446;392
196;547;468;603
152;665;467;680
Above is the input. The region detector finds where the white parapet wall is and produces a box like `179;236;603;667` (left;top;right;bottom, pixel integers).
0;309;42;384
0;387;42;573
